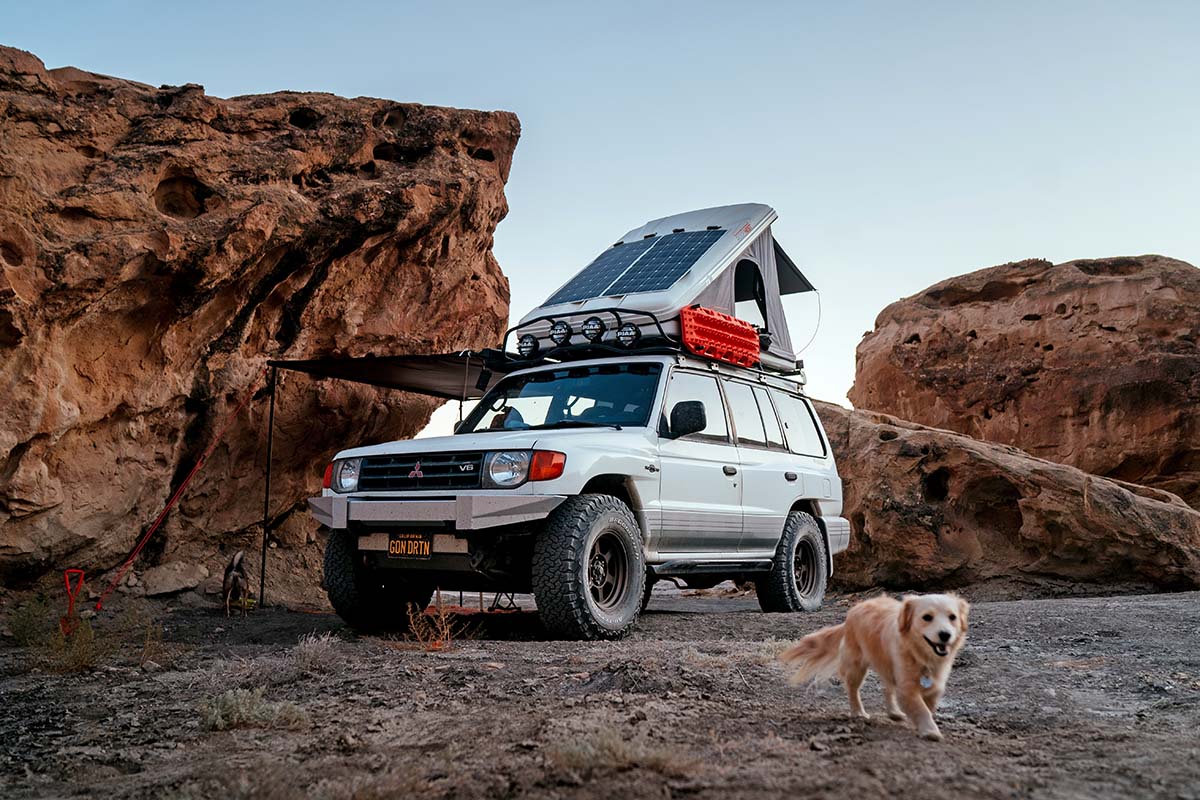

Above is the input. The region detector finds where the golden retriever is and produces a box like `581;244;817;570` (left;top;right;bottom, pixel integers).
779;594;969;741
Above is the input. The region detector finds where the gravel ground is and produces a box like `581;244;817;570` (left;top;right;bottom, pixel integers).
2;587;1199;799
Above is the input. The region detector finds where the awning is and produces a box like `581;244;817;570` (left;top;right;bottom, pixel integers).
267;351;508;401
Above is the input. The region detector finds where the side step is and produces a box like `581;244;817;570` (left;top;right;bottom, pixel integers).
652;559;773;578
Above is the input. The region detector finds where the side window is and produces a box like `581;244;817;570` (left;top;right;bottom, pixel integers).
753;387;786;449
771;390;827;457
662;371;730;443
723;381;767;447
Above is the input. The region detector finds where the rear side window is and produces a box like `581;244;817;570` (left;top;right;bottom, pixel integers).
753;387;786;449
661;371;730;443
771;390;827;457
723;381;767;447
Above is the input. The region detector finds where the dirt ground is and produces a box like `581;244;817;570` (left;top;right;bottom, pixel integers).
2;585;1199;800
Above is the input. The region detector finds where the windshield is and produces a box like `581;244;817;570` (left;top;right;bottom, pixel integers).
458;362;663;434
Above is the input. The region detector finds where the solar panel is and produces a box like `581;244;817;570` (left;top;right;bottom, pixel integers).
544;238;657;305
606;229;726;295
543;229;725;305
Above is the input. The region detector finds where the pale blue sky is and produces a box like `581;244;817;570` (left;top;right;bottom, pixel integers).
6;1;1199;409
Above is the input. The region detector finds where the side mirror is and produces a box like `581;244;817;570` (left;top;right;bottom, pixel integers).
668;400;707;439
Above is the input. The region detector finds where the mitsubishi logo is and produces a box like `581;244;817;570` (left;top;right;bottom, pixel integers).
408;461;424;479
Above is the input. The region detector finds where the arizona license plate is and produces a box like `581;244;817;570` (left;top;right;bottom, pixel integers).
387;532;433;560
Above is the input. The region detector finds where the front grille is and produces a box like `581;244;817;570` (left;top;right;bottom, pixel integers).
357;452;484;491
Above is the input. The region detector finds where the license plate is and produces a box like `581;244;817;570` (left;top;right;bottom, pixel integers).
387;532;433;560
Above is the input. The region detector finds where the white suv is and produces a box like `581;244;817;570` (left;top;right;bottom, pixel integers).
309;352;850;640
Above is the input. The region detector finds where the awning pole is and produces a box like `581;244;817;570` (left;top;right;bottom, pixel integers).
259;365;277;609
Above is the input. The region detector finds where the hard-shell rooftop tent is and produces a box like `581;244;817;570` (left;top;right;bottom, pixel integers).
516;204;814;372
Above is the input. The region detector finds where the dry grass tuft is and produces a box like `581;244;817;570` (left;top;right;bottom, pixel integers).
8;596;54;647
42;617;113;672
291;632;342;674
547;728;695;777
200;687;309;731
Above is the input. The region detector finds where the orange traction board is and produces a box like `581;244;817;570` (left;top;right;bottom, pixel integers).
680;305;760;367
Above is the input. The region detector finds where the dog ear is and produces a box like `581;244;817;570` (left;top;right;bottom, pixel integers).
899;596;915;634
956;597;970;634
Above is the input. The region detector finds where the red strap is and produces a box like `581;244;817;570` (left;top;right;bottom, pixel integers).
95;368;266;610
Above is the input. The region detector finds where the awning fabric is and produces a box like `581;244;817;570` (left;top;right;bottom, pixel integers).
268;351;508;400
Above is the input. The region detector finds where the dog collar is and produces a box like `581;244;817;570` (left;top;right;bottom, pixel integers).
919;674;934;689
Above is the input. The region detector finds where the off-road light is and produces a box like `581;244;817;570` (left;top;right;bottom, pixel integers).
549;320;572;346
617;322;641;347
333;457;362;493
517;334;539;357
582;316;606;342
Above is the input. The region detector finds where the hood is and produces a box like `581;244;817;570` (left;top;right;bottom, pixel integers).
333;426;652;460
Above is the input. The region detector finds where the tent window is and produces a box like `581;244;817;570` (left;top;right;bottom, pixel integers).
734;259;769;330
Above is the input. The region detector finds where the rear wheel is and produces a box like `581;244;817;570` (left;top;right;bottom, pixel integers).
755;511;828;613
532;495;645;640
323;528;433;631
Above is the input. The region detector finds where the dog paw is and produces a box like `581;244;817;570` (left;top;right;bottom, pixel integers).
919;728;943;742
887;710;905;721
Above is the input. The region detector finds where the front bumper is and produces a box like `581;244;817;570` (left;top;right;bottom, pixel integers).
307;493;568;531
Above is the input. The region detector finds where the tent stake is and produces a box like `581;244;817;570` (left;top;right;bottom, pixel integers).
259;366;277;609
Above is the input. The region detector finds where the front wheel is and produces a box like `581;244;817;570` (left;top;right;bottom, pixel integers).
755;511;828;613
532;495;645;640
323;528;433;632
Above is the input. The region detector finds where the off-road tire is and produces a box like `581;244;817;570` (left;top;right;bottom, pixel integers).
755;511;828;613
323;528;433;632
531;494;645;640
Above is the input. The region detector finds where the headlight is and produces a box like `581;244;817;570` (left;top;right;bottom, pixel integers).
333;458;362;493
482;451;530;488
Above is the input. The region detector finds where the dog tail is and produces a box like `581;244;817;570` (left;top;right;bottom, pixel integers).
778;623;845;685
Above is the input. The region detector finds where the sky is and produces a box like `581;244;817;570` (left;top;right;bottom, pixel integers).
6;1;1199;434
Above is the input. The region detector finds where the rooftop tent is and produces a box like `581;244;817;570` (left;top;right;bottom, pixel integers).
518;204;814;371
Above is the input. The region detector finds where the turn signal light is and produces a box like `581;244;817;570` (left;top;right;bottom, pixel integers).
322;462;333;489
530;450;567;482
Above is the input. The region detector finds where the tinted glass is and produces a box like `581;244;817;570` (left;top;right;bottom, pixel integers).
662;371;729;442
723;381;767;447
460;363;662;433
771;390;826;456
753;386;786;448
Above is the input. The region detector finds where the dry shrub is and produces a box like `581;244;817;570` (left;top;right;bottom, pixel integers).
406;598;470;652
547;728;695;778
42;617;113;673
200;687;309;731
8;596;54;647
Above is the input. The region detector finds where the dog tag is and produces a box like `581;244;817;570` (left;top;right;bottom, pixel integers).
919;675;934;689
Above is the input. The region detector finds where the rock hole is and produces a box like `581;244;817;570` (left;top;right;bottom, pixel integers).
358;161;376;178
1043;343;1054;351
381;108;407;130
0;240;25;266
154;175;214;219
372;142;434;164
922;468;951;503
0;309;22;347
903;332;921;345
1022;313;1042;321
878;429;899;442
1055;303;1068;315
966;329;977;339
982;408;992;420
470;273;480;281
288;107;322;129
1074;258;1147;277
1099;324;1117;332
75;144;103;159
957;475;1023;538
468;147;495;162
440;235;451;259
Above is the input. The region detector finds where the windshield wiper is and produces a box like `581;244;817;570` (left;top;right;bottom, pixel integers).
526;420;624;431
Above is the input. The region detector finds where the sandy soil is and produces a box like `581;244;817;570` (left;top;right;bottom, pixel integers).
2;586;1199;799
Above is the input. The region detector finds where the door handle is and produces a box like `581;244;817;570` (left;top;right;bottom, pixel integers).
784;472;798;482
723;465;738;476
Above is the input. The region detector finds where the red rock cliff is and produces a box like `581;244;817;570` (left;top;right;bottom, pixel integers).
0;47;518;597
848;256;1200;508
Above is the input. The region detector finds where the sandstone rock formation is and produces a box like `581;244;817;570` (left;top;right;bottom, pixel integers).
0;46;518;597
815;402;1200;592
848;256;1200;508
